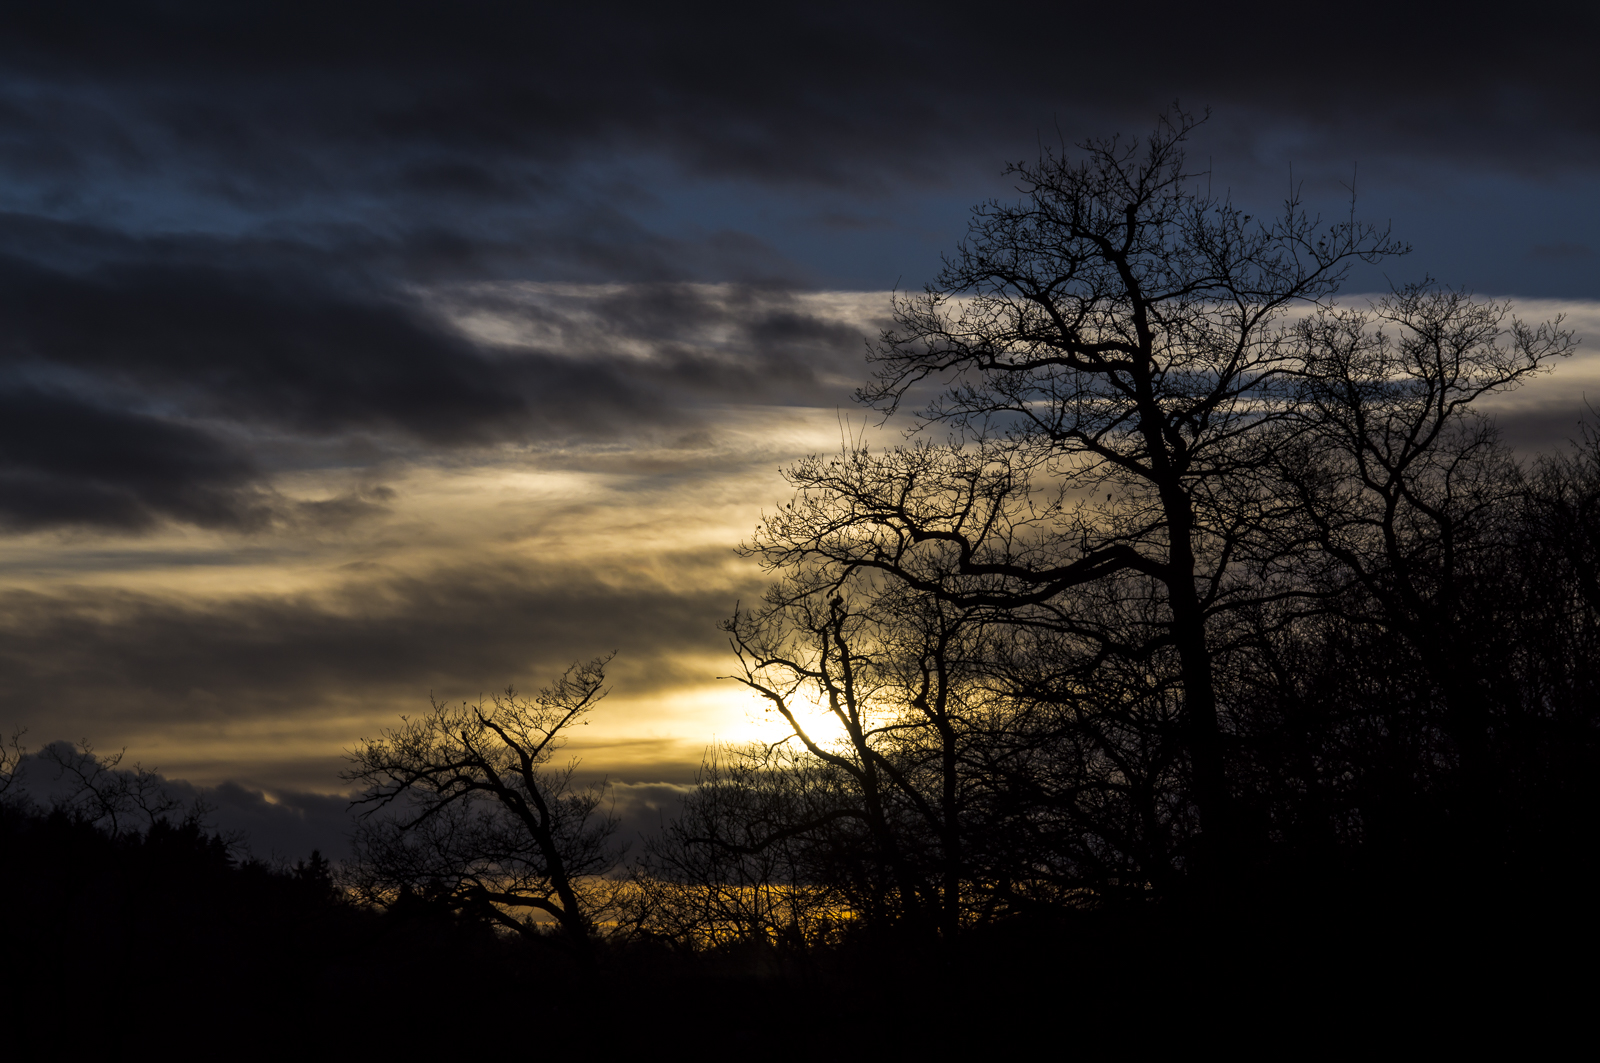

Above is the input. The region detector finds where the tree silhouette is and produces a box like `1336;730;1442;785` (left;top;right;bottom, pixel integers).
344;656;621;953
38;739;205;835
1280;286;1574;858
779;107;1409;879
699;107;1581;921
630;743;852;949
717;574;991;941
0;729;23;804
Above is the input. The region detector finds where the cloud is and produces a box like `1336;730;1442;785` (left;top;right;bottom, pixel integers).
0;211;885;531
605;780;695;851
0;558;748;714
0;387;270;530
437;282;882;406
0;1;1593;258
0;224;527;442
7;742;358;860
7;738;698;864
0;531;774;793
0;4;1590;538
1530;242;1596;262
203;780;357;863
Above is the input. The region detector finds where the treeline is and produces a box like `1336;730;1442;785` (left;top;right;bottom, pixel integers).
0;773;1031;1040
628;429;1600;946
615;112;1600;948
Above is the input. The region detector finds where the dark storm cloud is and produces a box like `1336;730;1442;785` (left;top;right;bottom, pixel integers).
0;4;1587;536
204;781;355;862
607;781;694;848
1492;400;1600;453
0;1;1590;530
0;208;874;528
0;387;268;530
0;215;525;526
444;281;878;402
0;215;872;427
0;552;753;731
0;220;525;442
0;379;397;530
0;1;1591;208
1531;243;1596;263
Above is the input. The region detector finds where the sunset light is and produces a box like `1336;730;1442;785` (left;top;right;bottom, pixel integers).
2;1;1596;1040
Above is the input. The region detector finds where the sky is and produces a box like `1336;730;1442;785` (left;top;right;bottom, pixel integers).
2;1;1598;859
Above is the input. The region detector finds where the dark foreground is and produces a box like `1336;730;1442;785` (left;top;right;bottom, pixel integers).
2;801;1588;1051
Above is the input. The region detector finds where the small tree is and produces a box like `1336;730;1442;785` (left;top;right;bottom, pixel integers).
0;729;24;805
38;739;198;834
345;655;620;951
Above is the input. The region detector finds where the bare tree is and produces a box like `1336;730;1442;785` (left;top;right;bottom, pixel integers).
39;739;195;834
1281;285;1575;841
719;573;991;940
664;110;1582;933
1526;424;1600;615
345;655;621;952
0;729;25;805
761;107;1406;880
630;744;852;950
745;440;1196;898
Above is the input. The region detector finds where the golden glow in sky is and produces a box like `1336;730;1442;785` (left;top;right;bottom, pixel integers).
2;288;1595;795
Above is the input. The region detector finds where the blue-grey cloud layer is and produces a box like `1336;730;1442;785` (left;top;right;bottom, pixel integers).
0;0;1594;529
